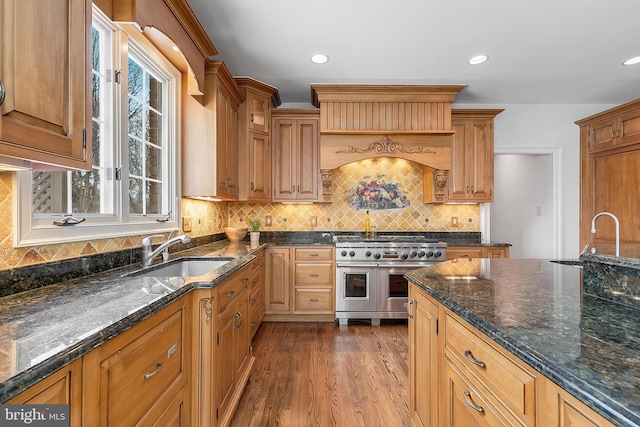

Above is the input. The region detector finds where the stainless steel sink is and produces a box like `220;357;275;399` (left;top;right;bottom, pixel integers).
128;258;232;277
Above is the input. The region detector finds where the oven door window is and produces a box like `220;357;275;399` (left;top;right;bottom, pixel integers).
344;273;368;298
387;273;409;298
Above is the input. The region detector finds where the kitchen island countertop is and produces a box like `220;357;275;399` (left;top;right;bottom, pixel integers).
406;258;640;427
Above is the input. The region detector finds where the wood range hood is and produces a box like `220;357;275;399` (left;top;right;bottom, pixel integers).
310;84;466;200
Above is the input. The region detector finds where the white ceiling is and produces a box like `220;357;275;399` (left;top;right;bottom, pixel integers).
186;0;640;106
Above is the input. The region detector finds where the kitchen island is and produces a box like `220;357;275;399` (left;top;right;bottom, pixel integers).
406;258;640;427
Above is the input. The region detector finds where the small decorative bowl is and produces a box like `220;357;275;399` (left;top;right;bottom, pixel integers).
224;227;248;242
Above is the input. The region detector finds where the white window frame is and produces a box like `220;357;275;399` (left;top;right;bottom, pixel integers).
14;7;182;247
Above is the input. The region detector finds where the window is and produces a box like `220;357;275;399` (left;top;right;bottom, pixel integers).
16;7;181;247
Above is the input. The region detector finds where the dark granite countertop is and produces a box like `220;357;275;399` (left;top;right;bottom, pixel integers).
0;240;265;402
406;258;640;427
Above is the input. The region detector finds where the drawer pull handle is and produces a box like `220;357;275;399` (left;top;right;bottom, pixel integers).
464;349;486;367
406;300;414;318
144;361;164;379
251;321;257;326
242;278;249;283
309;299;319;302
251;298;258;304
234;312;243;330
252;280;258;285
226;290;235;298
463;390;484;413
310;274;319;277
309;253;319;257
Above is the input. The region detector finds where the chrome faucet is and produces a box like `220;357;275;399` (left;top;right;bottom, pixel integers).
142;228;191;267
590;212;620;257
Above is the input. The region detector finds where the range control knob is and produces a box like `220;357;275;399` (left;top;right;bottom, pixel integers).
349;250;356;257
418;251;426;258
341;250;347;257
365;250;372;257
434;251;442;258
410;250;418;258
401;253;409;260
426;250;434;258
374;252;381;260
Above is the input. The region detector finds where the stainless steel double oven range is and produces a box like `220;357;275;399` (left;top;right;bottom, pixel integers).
334;235;447;326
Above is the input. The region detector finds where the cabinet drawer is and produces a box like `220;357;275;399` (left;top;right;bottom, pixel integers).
102;310;184;427
216;270;250;317
295;263;333;285
294;247;333;261
444;359;514;427
294;288;332;312
445;313;536;426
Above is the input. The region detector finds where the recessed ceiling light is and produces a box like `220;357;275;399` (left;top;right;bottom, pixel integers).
623;56;640;66
468;55;489;65
311;54;329;64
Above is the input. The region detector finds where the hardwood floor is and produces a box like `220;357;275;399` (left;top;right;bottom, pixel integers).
230;321;410;427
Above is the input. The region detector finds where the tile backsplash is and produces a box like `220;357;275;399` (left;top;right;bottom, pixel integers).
0;157;478;271
228;158;480;233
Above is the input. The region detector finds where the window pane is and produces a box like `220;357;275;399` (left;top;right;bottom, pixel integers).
129;178;143;214
146;109;162;146
145;144;162;179
92;122;101;166
129;137;142;176
128;58;143;99
128;98;143;139
72;170;101;214
92;73;100;119
146;181;162;215
92;28;101;72
32;172;69;214
146;73;162;111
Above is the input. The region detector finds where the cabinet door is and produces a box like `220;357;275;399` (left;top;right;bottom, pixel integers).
248;131;271;201
7;359;83;427
448;121;469;201
216;83;239;200
216;306;236;422
0;0;91;170
467;119;493;202
587;117;617;152
409;286;439;427
272;119;297;200
248;91;270;133
264;247;291;313
235;286;251;379
297;119;319;200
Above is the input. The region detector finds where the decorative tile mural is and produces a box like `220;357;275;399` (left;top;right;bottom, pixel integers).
345;174;410;211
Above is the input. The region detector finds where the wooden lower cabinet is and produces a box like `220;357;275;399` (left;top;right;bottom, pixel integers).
7;358;83;427
214;265;253;427
249;248;266;338
83;297;191;427
408;285;439;427
264;246;335;321
409;283;615;427
446;246;509;260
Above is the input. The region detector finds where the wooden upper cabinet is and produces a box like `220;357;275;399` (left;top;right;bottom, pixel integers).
0;0;91;170
447;110;503;203
272;109;320;202
182;60;244;200
580;102;640;153
236;78;280;202
577;98;640;249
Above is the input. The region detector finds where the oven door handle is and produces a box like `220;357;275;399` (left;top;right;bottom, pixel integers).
377;262;436;268
336;263;376;269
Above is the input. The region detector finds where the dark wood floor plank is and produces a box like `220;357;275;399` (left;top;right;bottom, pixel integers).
231;321;409;427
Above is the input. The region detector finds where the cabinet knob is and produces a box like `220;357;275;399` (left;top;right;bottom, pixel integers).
0;80;4;106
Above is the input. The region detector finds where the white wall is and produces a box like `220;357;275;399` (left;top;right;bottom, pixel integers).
460;103;616;258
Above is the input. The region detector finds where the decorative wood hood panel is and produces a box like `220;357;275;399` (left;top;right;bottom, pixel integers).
311;84;465;171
